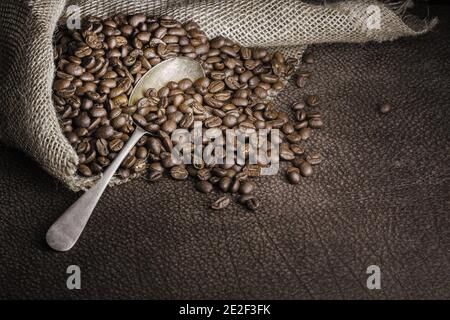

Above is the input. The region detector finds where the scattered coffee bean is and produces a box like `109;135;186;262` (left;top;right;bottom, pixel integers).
306;94;319;107
170;165;189;180
379;103;392;114
196;180;213;193
286;167;301;184
299;161;313;177
211;196;231;210
239;181;255;195
306;151;323;165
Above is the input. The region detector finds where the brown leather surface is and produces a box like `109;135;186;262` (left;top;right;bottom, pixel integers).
1;5;449;300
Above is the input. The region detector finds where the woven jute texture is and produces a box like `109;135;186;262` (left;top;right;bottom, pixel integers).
0;0;435;191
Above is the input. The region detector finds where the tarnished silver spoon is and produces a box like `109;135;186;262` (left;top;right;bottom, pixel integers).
46;57;205;252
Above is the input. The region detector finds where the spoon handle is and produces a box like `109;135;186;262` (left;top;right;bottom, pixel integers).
46;126;147;252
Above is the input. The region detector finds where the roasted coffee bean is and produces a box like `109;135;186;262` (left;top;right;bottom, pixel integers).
280;143;295;161
286;133;302;144
296;74;310;88
109;138;124;152
281;122;295;135
122;154;137;169
290;144;305;155
95;138;109;157
161;153;176;168
132;158;148;173
292;101;305;110
74;112;91;128
306;94;319;107
170;165;189;180
295;110;307;122
159;130;173;151
299;161;313;177
218;176;232;192
95;125;114;138
196;180;213;193
64;63;84;76
147;170;163;182
90;107;107;118
211;196;231;210
379;103;392;114
239;181;255;195
161;119;177;133
146;137;162;155
306;151;323;165
309;118;323;129
239;195;259;211
149;162;164;172
197;168;211;181
286;167;301;184
78;164;92;177
230;179;240;194
135;146;148;159
299;127;312;141
204;116;222;128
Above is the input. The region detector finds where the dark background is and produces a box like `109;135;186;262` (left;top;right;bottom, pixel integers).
0;2;449;299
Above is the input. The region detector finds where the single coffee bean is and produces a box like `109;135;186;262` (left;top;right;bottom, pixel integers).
132;158;148;173
379;103;392;114
170;165;189;180
306;151;323;165
109;138;124;152
74;112;91;128
282;122;295;135
95;125;114;139
149;162;164;172
146;137;162;155
299;161;313;177
222;115;238;128
239;181;255;195
292;101;305;110
161;153;176;168
211;196;231;210
286;167;301;184
218;176;232;192
196;180;213;193
286;133;302;144
161;119;177;133
299;127;312;140
280;143;295;161
309;118;323;129
135;146;148;159
197;168;211;181
147;170;163;182
290;144;305;155
230;179;240;193
95;138;109;157
306;94;319;107
78;164;92;177
296;74;308;88
239;195;259;211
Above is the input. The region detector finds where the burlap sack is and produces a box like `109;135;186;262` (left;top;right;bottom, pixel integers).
0;0;436;191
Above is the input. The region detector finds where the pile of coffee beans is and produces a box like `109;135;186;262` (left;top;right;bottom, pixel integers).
52;14;323;210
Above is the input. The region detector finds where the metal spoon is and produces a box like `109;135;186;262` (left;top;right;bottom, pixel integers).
46;57;205;252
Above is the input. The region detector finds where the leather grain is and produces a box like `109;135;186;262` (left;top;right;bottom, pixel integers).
0;5;449;300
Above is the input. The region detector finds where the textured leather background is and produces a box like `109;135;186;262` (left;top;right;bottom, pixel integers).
0;4;449;300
